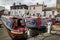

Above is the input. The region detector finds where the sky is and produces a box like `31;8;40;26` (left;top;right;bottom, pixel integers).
0;0;56;10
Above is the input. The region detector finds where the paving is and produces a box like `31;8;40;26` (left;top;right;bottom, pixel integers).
27;23;60;40
0;21;12;40
0;19;60;40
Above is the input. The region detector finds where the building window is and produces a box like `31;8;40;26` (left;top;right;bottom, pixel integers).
30;7;31;10
19;7;21;9
33;14;35;16
16;7;18;9
15;11;17;15
44;11;46;16
11;11;12;13
17;7;19;9
26;12;29;15
52;11;54;15
30;14;31;16
33;7;35;9
15;7;16;9
14;7;16;9
37;13;40;16
19;11;20;13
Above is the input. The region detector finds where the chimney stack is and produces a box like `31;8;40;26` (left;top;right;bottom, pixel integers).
13;3;15;6
19;3;21;5
37;3;39;5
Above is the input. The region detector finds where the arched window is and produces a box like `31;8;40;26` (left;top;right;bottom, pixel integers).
33;14;35;16
26;12;29;15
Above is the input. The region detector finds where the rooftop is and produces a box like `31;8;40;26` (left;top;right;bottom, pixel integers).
28;3;46;7
43;7;56;11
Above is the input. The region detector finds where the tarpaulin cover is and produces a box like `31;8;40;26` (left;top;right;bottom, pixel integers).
1;16;13;29
25;18;36;27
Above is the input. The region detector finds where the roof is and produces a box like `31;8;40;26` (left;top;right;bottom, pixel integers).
43;7;57;11
30;4;47;7
11;4;28;7
10;4;28;9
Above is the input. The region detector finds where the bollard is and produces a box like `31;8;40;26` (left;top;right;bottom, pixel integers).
47;22;52;34
27;29;31;38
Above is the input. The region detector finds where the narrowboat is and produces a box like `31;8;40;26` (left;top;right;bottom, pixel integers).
1;15;27;40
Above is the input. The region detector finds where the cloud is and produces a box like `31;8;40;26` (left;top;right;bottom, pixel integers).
44;0;56;7
0;0;56;9
22;0;43;5
0;0;56;5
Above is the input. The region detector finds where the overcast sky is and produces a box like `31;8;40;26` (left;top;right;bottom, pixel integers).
0;0;56;10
